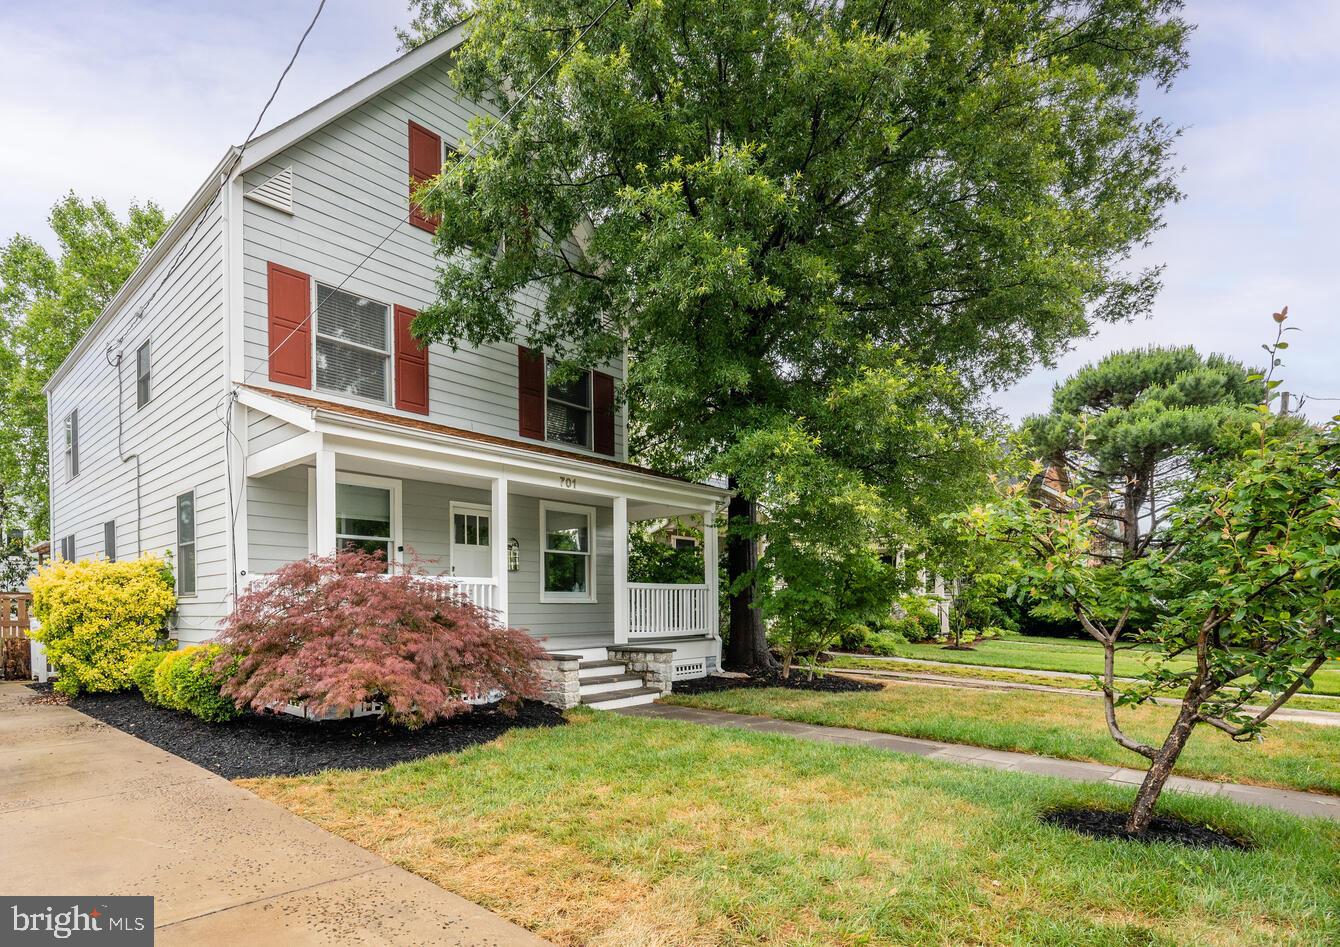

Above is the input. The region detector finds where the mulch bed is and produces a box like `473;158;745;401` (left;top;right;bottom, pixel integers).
673;670;882;695
30;684;564;780
1041;806;1251;851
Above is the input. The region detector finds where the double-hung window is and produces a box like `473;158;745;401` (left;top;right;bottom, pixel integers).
314;284;390;403
335;480;395;571
176;492;196;597
136;340;151;408
59;534;75;561
64;410;79;478
545;362;592;449
541;502;595;602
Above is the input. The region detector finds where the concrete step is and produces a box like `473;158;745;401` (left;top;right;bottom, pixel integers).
578;673;646;696
578;660;626;679
580;686;661;709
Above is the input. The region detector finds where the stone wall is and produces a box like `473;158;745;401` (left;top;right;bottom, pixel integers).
606;645;675;695
536;653;581;709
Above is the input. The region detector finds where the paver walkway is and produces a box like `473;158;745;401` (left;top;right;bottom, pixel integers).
618;702;1340;822
828;664;1340;727
0;682;551;946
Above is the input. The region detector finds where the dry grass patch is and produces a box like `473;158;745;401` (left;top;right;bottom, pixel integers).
243;710;1339;946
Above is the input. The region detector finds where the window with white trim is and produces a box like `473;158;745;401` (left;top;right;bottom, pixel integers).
314;284;390;403
336;481;394;570
136;339;151;409
541;502;595;601
104;520;117;562
545;361;592;449
64;410;79;478
176;492;196;597
59;534;75;561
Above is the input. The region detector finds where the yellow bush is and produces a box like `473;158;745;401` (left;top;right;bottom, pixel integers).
29;554;177;696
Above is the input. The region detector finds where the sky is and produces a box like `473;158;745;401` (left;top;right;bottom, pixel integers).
0;0;1334;421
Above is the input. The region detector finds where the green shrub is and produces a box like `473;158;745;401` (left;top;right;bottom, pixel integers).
153;645;241;723
29;554;176;696
864;631;908;656
130;649;171;705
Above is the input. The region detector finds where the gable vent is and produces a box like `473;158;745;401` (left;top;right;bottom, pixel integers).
245;165;295;214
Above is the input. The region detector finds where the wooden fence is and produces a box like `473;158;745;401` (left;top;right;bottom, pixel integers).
1;592;32;680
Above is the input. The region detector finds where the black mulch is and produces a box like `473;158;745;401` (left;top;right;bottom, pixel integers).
39;685;565;780
1041;806;1252;851
672;670;882;695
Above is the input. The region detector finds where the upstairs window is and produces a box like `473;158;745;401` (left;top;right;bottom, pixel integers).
545;361;592;450
64;410;79;479
314;284;390;403
136;340;151;408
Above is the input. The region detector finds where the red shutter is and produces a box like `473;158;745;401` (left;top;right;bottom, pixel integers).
408;120;442;233
593;370;616;456
394;306;429;414
267;262;311;388
517;345;545;439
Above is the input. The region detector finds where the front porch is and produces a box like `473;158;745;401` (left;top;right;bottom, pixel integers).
235;388;725;681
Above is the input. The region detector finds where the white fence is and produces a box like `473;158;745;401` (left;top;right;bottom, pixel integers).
628;583;713;638
422;576;498;614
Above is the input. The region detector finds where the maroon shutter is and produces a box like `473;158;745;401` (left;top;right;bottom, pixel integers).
394;306;429;414
592;370;615;455
517;345;545;439
408;120;442;233
267;262;311;388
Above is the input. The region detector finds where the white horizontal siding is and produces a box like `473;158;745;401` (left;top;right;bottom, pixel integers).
240;53;625;459
47;195;229;644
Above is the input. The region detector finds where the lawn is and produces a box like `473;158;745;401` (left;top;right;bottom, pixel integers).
874;636;1340;697
665;681;1340;795
244;710;1340;946
825;657;1340;714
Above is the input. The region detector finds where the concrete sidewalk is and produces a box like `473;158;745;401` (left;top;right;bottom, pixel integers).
0;682;550;946
619;702;1340;822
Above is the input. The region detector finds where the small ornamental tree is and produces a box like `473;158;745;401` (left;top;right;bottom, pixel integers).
975;405;1340;834
219;552;545;727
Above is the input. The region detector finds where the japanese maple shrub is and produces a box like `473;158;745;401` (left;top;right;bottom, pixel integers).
219;552;545;727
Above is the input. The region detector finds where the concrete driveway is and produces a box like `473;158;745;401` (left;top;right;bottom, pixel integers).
0;682;550;946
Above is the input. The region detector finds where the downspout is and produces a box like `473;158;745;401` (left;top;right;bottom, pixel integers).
108;348;143;555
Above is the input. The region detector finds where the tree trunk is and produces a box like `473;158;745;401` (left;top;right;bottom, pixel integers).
1125;700;1201;833
723;486;774;672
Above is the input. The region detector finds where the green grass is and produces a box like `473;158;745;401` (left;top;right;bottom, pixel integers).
878;636;1340;697
666;681;1340;795
244;710;1340;946
826;657;1340;713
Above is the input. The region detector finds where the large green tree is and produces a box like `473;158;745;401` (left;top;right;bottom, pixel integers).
0;194;169;538
1023;346;1260;558
403;0;1189;668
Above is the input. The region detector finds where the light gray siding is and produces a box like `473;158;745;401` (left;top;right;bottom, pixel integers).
507;494;614;645
247;413;308;453
239;54;626;461
245;466;308;574
47;197;229;643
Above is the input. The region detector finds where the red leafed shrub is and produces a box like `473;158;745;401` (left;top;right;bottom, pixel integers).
218;551;544;727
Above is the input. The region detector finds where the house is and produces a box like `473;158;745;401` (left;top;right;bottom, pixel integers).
42;25;728;708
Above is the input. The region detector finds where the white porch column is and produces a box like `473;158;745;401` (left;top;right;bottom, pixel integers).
491;475;509;626
315;447;337;555
613;495;629;643
703;505;720;639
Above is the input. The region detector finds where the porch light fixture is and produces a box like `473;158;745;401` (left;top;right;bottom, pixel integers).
507;538;520;572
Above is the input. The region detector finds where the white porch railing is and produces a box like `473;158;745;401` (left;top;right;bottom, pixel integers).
422;575;498;614
627;583;713;638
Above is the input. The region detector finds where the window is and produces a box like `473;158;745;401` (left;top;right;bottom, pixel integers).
541;502;595;602
336;481;393;569
545;362;592;449
64;410;79;479
59;534;75;561
314;284;390;403
672;535;699;551
136;340;151;408
104;521;117;562
176;492;196;597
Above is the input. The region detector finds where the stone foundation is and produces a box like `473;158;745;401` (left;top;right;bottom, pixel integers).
536;653;582;709
606;645;676;695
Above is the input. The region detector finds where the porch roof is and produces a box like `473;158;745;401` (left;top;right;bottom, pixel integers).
241;385;727;498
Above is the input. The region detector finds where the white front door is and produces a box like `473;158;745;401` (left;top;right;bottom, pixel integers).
450;502;492;577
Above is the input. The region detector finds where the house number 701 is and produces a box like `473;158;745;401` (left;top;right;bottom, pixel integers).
558;476;578;489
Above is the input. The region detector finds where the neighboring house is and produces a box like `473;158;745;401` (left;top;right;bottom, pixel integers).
43;27;727;706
